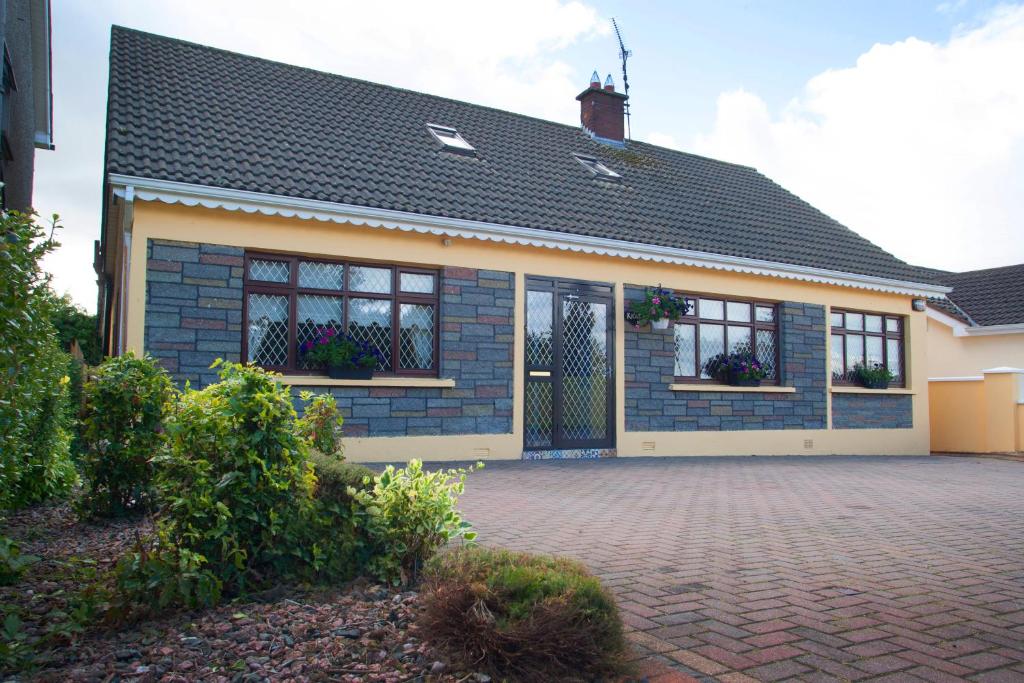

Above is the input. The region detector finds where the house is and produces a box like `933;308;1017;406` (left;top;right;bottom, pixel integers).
0;0;53;210
921;264;1024;454
922;264;1024;375
96;27;951;462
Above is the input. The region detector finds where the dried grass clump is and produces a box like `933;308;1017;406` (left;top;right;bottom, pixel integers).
419;547;629;682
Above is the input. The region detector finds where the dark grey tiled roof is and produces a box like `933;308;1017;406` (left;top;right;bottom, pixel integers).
939;264;1024;326
106;27;933;285
926;296;973;325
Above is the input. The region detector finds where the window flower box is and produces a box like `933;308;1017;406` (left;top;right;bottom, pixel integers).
853;362;893;390
301;328;383;379
704;349;768;387
326;365;374;380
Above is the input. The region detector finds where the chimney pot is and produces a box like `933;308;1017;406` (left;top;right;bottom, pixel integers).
576;71;628;144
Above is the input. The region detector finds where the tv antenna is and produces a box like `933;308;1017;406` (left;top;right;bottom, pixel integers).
612;17;632;140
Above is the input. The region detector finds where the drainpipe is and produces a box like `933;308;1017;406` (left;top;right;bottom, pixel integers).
116;185;135;355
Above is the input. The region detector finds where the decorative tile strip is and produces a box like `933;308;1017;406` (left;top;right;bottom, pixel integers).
522;448;617;460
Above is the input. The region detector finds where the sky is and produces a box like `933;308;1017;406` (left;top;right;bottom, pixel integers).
34;0;1024;312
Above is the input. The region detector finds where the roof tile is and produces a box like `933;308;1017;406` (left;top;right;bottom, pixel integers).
106;27;933;285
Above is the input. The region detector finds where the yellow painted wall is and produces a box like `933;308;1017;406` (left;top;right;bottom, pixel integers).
926;317;1024;377
929;380;986;453
1018;404;1024;452
125;201;932;461
929;371;1023;453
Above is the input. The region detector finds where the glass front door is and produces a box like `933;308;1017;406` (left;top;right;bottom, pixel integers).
524;277;614;450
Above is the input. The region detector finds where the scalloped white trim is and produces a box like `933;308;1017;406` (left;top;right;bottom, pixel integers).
109;174;950;297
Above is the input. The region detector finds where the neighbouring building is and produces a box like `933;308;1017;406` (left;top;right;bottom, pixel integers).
921;264;1024;454
922;264;1024;376
0;0;53;210
96;27;952;462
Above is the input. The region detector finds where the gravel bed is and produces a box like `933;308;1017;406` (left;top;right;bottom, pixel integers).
0;504;477;682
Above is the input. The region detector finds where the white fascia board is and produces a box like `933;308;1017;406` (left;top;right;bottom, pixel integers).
926;305;970;336
964;323;1024;337
928;305;1024;337
108;174;951;298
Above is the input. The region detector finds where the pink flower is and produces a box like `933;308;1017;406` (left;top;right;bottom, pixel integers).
318;338;329;345
652;296;661;305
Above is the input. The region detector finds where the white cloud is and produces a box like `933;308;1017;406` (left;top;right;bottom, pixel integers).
646;131;680;150
35;0;609;310
693;5;1024;273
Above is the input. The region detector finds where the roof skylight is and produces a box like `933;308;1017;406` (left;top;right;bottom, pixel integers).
574;153;620;180
427;124;475;154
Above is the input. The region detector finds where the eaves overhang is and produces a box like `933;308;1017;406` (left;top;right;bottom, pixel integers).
107;173;952;298
926;305;1024;337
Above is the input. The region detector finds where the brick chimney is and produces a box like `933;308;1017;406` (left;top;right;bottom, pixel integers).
576;71;628;144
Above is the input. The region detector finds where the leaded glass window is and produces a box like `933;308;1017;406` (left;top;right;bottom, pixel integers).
243;253;438;375
830;308;904;386
673;297;780;384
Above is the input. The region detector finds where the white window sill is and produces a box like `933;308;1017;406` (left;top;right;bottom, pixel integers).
669;384;797;393
277;376;456;388
830;386;915;395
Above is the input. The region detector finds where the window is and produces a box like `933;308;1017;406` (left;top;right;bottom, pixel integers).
243;253;438;375
830;309;904;386
426;123;475;154
573;153;620;180
673;296;780;383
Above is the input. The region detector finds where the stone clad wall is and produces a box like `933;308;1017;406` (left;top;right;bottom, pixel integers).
144;240;513;437
624;286;827;432
290;266;514;436
832;394;913;429
145;239;244;387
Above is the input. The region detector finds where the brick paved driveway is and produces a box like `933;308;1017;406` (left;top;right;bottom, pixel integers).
456;456;1024;682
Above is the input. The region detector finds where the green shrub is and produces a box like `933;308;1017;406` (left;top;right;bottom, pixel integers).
0;210;78;510
48;292;101;365
308;450;374;506
0;536;39;586
420;547;628;681
77;353;175;518
306;451;373;582
115;361;319;609
295;391;344;454
65;355;88;457
353;459;482;585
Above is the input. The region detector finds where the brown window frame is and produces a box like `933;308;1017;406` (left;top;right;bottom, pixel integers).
672;295;781;385
242;252;439;376
830;309;905;387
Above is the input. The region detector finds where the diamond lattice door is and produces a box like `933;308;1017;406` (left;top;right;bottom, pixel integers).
524;278;614;451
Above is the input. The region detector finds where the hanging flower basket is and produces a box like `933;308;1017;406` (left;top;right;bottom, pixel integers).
627;286;687;330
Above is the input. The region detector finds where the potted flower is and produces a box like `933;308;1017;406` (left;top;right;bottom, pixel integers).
628;286;685;330
704;349;768;387
301;328;384;379
852;362;893;390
